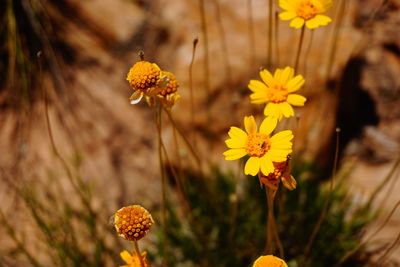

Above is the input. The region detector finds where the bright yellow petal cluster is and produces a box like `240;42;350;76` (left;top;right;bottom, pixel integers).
223;116;293;176
279;0;333;29
248;66;306;120
253;255;288;267
120;250;149;267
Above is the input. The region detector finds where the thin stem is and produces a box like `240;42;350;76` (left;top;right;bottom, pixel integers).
376;229;400;265
325;0;346;83
302;29;314;79
365;155;400;208
267;0;273;68
247;0;256;68
213;0;231;81
294;26;306;71
198;0;211;101
335;200;400;266
164;108;202;172
274;11;280;67
189;38;198;132
266;189;274;253
134;241;145;267
155;104;167;266
301;128;340;266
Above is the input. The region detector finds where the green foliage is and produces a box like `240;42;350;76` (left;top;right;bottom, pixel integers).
158;163;373;267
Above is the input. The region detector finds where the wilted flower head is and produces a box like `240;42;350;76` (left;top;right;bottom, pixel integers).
126;60;163;104
249;66;306;120
114;205;154;241
259;158;297;191
279;0;333;29
120;250;149;267
146;71;180;108
253;255;288;267
223;116;293;176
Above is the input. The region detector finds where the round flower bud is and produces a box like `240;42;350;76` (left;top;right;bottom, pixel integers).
126;61;161;95
113;205;154;241
253;255;288;267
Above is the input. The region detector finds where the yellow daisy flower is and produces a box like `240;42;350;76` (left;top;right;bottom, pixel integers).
248;66;306;120
253;255;288;267
279;0;333;29
120;250;149;267
223;116;293;176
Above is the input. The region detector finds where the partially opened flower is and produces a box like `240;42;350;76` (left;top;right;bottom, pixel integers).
253;255;288;267
223;116;293;176
120;250;149;267
146;71;180;108
279;0;333;29
248;66;306;120
259;158;297;191
126;60;165;104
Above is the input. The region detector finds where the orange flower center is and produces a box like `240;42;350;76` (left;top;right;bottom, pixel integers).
246;133;271;157
297;1;318;20
267;84;289;103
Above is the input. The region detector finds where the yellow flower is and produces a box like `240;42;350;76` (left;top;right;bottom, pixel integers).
113;205;154;241
259;159;297;191
253;255;288;267
223;116;293;176
248;66;306;120
120;250;149;267
279;0;333;29
126;61;164;104
146;71;180;108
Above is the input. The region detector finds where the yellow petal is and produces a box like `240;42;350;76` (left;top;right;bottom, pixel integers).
228;127;248;141
287;75;305;92
315;0;333;12
264;103;283;120
248;80;268;93
259;116;277;135
270;130;294;143
280;66;295;85
120;251;132;264
250;92;269;104
279;11;297;20
260;156;274;175
129;91;144;105
225;138;246;149
279;0;294;11
270;140;293;150
244;116;258;134
282;175;297;190
223;149;247;160
290;17;305;29
244;157;261;176
268;149;291;162
287;94;307;106
279;102;295;118
259;69;274;87
274;68;282;81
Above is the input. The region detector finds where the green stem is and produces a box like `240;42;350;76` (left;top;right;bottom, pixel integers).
156;104;168;266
